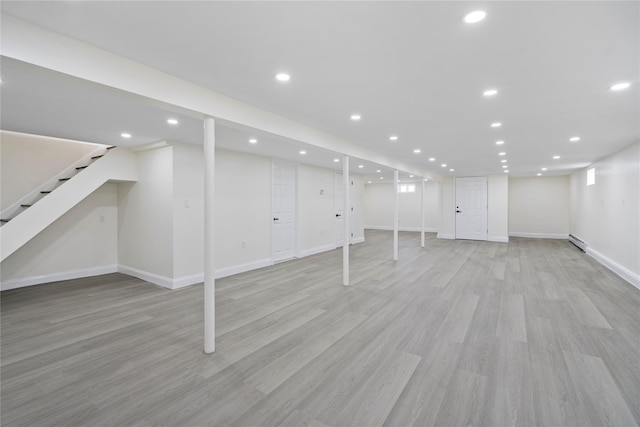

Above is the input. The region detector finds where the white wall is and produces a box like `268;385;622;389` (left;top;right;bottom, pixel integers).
1;131;101;209
438;176;455;239
364;181;439;231
118;146;174;280
509;175;570;238
1;183;118;290
488;175;509;242
173;143;204;279
215;149;272;273
570;142;639;285
298;165;336;255
350;175;365;242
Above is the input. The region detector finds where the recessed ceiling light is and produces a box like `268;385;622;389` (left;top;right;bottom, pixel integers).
441;163;447;167
413;149;421;154
610;82;630;91
350;114;361;121
429;157;435;162
299;150;306;155
409;175;414;178
499;152;506;156
424;178;428;181
376;169;381;173
569;136;580;142
464;10;486;24
537;173;542;176
379;177;384;180
501;159;507;163
333;158;340;163
541;167;547;171
368;181;372;184
358;164;364;168
249;138;257;144
553;155;560;159
449;168;455;172
483;89;498;96
275;73;290;82
167;118;178;125
121;133;131;138
491;122;502;128
495;140;504;145
502;165;508;168
389;136;398;141
504;170;509;173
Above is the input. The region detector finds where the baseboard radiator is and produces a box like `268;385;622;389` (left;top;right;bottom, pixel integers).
568;234;588;252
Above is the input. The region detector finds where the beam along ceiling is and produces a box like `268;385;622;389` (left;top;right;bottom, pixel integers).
1;1;638;178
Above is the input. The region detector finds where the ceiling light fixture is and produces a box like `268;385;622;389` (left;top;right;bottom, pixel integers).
409;175;414;178
368;181;372;184
358;164;364;168
537;173;542;176
499;152;506;156
380;177;384;180
504;170;509;173
424;178;429;182
501;159;507;163
429;157;435;161
413;149;421;154
389;136;398;141
350;114;361;121
570;136;580;142
376;169;381;173
275;73;290;82
541;167;547;171
464;10;486;24
483;89;498;96
495;140;504;145
610;82;630;91
491;122;502;128
333;158;340;163
449;168;455;172
441;163;447;167
502;165;508;168
121;133;131;138
167;118;178;125
249;138;257;144
553;155;560;159
299;150;306;155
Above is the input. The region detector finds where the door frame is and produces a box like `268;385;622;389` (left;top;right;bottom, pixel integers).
454;176;488;241
334;171;354;247
271;160;299;261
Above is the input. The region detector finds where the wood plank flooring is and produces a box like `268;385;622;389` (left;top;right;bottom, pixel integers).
1;230;639;426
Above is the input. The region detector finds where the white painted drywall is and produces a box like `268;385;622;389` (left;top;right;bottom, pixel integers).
215;149;272;270
488;175;509;242
118;145;174;279
364;182;439;231
298;164;336;254
438;177;456;239
1;183;118;289
350;175;365;241
570;142;639;280
509;175;569;237
1;130;101;209
173;143;205;279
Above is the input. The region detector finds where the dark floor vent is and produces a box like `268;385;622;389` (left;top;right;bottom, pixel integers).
568;234;587;252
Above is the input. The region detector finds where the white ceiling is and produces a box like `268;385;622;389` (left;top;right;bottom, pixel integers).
1;1;638;179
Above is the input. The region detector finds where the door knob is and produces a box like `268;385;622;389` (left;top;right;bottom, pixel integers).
456;210;461;213
273;217;279;221
336;214;341;217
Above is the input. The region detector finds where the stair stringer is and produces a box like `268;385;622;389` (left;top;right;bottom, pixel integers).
0;147;138;262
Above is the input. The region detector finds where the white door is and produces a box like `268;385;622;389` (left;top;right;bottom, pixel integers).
335;173;353;247
455;177;488;241
272;162;296;261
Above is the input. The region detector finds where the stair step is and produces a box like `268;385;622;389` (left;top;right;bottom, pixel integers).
76;166;88;170
41;191;51;194
59;178;71;182
91;155;104;159
21;204;32;208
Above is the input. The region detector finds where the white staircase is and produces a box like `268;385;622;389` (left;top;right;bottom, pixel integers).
1;146;138;262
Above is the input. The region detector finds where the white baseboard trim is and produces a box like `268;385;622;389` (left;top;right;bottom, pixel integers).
509;232;569;240
1;264;118;291
365;225;438;233
586;247;640;290
118;265;174;289
489;236;509;243
215;258;273;280
437;233;455;240
300;244;337;258
351;236;365;245
173;273;204;289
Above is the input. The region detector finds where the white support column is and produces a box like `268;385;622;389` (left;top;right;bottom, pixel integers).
204;117;216;354
394;169;399;261
421;179;426;248
343;155;350;286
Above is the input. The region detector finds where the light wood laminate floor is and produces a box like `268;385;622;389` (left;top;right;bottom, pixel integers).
2;231;639;426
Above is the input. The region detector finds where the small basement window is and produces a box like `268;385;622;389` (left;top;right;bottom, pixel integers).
587;167;595;186
398;184;416;193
